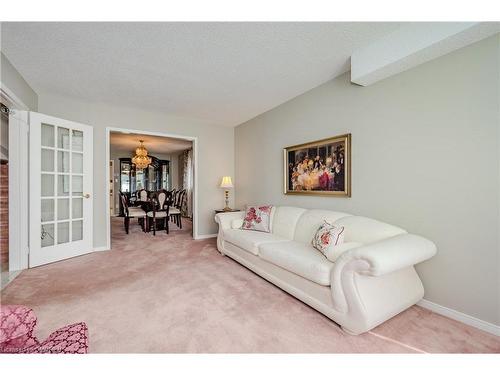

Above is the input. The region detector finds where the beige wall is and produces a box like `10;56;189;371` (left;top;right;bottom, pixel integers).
0;52;38;110
38;92;234;243
235;35;500;325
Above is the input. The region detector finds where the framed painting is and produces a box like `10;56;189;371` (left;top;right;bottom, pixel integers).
283;133;351;197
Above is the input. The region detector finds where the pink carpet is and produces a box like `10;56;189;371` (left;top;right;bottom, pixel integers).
1;217;499;353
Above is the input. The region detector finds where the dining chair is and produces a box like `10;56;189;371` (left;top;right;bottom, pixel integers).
137;189;149;203
169;189;185;229
170;189;178;208
120;193;146;234
146;190;170;235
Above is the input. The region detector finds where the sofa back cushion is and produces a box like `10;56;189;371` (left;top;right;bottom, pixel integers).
293;210;351;244
270;206;407;245
271;206;307;240
333;215;406;244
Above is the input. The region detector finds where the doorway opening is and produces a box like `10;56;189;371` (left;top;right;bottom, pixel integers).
107;129;196;247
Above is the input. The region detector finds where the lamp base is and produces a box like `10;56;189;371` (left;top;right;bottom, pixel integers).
223;190;232;212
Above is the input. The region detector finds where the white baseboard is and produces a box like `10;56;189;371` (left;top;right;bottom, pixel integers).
94;246;110;252
194;233;217;240
417;299;500;336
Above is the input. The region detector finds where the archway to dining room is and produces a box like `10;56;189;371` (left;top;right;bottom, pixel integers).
106;129;196;248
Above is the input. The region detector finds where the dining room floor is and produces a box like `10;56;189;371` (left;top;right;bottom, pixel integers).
112;213;193;243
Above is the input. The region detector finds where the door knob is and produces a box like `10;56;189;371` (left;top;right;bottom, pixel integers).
84;193;91;198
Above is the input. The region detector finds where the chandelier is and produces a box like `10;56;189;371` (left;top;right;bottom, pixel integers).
132;140;152;170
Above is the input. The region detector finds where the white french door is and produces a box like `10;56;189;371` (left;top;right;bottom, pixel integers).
29;112;93;267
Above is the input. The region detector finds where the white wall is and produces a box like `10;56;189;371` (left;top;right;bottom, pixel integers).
235;35;500;325
38;93;234;243
0;52;38;110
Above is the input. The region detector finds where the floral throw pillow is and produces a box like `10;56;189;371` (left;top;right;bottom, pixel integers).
241;205;273;232
312;221;345;256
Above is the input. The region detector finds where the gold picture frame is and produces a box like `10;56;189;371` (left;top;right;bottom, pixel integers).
283;133;351;197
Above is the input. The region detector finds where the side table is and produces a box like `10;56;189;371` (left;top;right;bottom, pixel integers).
214;209;241;214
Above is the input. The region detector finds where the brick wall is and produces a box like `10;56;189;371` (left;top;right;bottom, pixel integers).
0;163;8;272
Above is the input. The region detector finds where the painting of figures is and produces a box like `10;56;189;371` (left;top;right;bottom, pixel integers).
284;134;351;196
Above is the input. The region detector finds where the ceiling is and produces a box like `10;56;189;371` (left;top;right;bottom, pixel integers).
110;132;192;155
1;22;403;126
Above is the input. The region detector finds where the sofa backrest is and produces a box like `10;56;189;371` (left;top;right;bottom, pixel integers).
270;206;407;245
333;215;406;244
271;206;307;240
293;209;351;244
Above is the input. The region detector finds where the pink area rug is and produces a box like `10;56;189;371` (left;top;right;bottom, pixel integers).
1;217;499;353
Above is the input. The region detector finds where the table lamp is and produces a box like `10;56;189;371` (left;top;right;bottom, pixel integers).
220;176;234;211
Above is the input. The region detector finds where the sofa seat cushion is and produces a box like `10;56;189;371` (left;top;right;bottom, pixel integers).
223;229;289;255
259;241;334;286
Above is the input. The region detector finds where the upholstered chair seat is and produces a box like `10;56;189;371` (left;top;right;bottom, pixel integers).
147;211;168;218
128;207;146;217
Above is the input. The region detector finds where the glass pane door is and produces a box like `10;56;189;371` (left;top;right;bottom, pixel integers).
30;112;93;267
40;124;84;247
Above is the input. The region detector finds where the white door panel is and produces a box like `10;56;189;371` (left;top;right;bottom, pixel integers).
29;112;93;267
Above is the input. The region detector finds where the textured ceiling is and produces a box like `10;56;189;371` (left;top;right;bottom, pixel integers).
1;22;403;126
110;132;192;155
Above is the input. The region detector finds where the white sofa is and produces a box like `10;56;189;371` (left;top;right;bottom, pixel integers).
215;206;437;335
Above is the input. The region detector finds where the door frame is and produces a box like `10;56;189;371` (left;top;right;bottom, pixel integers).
1;83;30;271
109;159;115;216
105;127;199;250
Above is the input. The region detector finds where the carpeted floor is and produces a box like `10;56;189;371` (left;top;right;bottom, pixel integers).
1;217;499;353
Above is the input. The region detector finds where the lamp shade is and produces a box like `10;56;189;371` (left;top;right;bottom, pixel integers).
220;176;233;189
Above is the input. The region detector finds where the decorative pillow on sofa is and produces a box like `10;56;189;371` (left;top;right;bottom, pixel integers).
241;205;273;232
312;221;345;257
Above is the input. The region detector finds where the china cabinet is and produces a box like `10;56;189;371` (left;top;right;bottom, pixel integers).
118;157;170;216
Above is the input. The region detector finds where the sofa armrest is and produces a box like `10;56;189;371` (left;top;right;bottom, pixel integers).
215;211;245;230
330;233;436;314
336;233;437;277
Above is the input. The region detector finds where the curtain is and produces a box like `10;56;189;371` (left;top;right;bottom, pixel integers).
181;149;193;218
